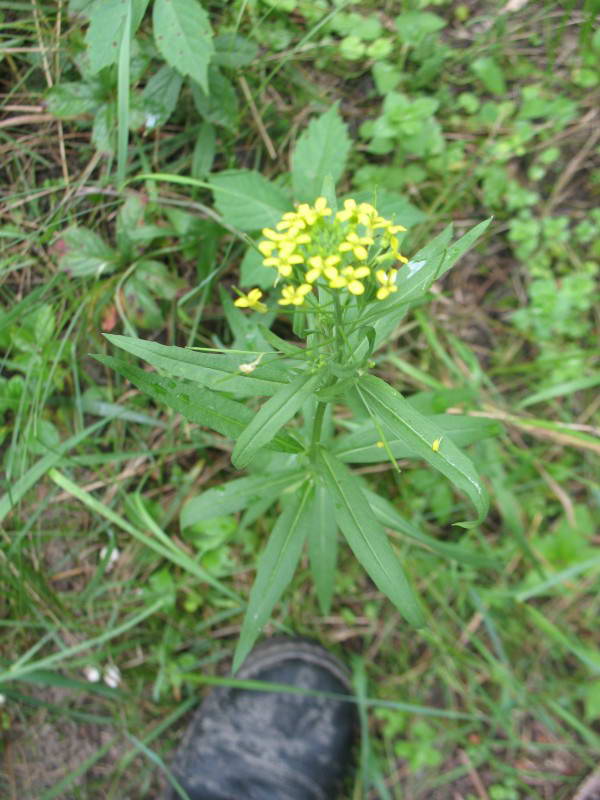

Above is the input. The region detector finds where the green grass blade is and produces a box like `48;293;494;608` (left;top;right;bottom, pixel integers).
116;0;132;187
48;469;241;603
0;418;110;526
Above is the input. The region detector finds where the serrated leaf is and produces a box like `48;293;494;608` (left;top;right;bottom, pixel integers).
105;334;287;397
57;227;118;277
233;482;312;672
318;449;424;626
92;103;116;155
141;65;183;128
181;469;305;527
86;0;150;74
211;170;291;231
45;82;98;118
307;485;338;615
356;375;489;527
191;66;238;130
212;33;258;68
153;0;214;92
291;103;351;202
232;371;321;469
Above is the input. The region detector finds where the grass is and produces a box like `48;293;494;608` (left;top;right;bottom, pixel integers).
1;0;599;798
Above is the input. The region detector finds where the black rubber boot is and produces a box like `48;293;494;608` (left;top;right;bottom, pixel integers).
166;637;357;800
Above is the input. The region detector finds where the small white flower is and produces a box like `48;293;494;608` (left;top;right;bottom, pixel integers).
145;112;160;130
103;665;121;689
83;665;101;683
99;545;120;572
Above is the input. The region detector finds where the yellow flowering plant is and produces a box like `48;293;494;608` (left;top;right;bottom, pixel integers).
102;132;494;672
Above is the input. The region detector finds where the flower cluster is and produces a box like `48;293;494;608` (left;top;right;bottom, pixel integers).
234;197;408;311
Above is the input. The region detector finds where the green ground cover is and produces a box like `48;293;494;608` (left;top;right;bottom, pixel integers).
1;1;599;797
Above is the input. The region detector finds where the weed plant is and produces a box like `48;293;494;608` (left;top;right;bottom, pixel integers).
0;1;599;798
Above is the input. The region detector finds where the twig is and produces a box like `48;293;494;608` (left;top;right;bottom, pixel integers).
238;75;277;159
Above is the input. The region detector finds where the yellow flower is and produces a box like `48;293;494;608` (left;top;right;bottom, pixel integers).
278;283;313;306
327;266;370;295
234;288;267;313
276;211;307;232
356;202;377;227
305;254;341;283
387;232;409;263
263;251;304;277
336;198;357;222
375;269;398;300
294;196;332;227
261;227;285;242
258;239;277;257
338;231;374;261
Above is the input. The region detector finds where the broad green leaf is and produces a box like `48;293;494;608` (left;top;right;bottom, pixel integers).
57;227;118;277
471;57;506;95
291;104;351;202
153;0;213;93
104;334;287;397
181;469;306;528
307;485;338;615
232;371;321;469
233;482;313;672
318;449;424;626
211;170;291;231
191;122;216;178
94;355;302;454
357;375;489;527
141;65;183;128
364;489;495;568
240;243;273;289
212;33;258;69
334;414;501;463
45;82;98;118
86;0;149;74
191;66;239;130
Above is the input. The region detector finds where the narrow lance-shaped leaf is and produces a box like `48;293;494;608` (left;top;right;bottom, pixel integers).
333;414;501;464
94;355;302;455
363;489;496;568
307;485;338;615
232;371;322;469
181;470;306;528
357;375;489;527
318;448;424;627
233;482;313;672
105;334;286;397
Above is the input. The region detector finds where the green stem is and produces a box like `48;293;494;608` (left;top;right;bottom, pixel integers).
310;401;327;457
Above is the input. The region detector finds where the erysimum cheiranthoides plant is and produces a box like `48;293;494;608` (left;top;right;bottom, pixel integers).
101;192;493;672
